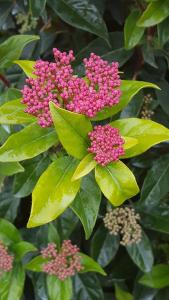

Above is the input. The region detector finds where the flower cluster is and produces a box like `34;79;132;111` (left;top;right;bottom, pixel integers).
0;241;14;276
88;125;125;166
21;49;121;127
140;93;154;120
103;207;142;246
41;240;83;280
16;13;38;34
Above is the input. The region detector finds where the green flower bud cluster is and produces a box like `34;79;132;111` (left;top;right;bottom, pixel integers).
140;94;154;120
103;207;142;246
16;13;38;34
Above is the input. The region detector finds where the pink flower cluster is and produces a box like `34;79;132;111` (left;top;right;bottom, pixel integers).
41;240;83;280
21;49;121;127
88;125;125;166
0;241;14;276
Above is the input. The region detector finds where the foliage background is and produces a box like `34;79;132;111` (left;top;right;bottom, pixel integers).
0;0;169;299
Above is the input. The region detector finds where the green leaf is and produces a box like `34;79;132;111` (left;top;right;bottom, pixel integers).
0;218;21;245
115;285;133;300
71;173;101;239
14;60;36;78
156;80;169;117
123;136;138;150
124;10;144;49
0;123;58;162
25;255;48;272
0;99;36;124
72;153;96;181
73;273;104;300
12;241;37;259
95;161;139;206
0;35;39;69
0;162;24;176
13;156;50;198
0;264;25;300
29;0;46;17
91;225;120;267
0;88;22;104
158;17;169;47
48;223;61;246
139;154;169;208
79;253;106;275
126;232;154;273
139;264;169;288
93;81;159;121
27;156;81;228
47;276;72;300
110;118;169;158
47;0;109;43
50;103;92;159
137;0;169;27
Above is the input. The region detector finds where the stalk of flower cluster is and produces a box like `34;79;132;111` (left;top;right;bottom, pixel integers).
0;241;14;276
103;207;142;246
41;240;83;281
88;124;125;166
22;49;121;127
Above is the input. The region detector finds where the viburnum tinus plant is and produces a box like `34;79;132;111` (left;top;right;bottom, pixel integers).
0;48;169;231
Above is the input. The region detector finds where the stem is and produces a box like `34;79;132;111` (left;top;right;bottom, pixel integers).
0;74;10;87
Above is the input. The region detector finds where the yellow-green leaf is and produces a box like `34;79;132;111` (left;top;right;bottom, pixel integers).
72;153;96;181
14;60;36;78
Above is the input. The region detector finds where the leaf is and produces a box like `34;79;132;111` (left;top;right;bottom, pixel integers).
71;173;101;239
0;162;24;176
14;60;36;78
0;88;22;104
29;0;46;17
156;80;169;117
126;232;154;273
25;255;48;272
123;136;138;150
50;103;92;159
27;156;81;228
79;253;106;275
115;285;133;300
110;118;169;158
158;17;169;47
93;81;159;121
124;10;144;49
48;223;61;246
137;0;169;27
0;99;36;124
0;123;58;162
0;218;21;245
139;154;169;209
95;161;139;206
13;156;50;198
91;225;120;267
73;273;104;300
139;264;169;288
0;35;39;69
72;153;96;181
12;241;37;259
47;0;109;43
47;276;72;300
0;264;25;300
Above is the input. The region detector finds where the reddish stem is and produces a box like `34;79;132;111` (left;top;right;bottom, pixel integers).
0;74;10;87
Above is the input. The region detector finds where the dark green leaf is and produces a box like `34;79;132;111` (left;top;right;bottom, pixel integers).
158;17;169;47
156;80;169;116
29;0;46;17
139;264;169;288
124;10;144;49
0;162;24;176
71;173;101;239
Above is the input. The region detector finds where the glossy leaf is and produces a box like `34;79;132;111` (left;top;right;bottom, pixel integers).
25;255;48;272
50;103;91;159
0;35;39;69
0;218;21;245
0;162;24;176
91;225;120;267
47;276;72;300
79;253;106;275
27;157;81;227
137;0;169;27
158;17;169;47
13;156;50;198
126;232;154;273
47;0;109;43
95;161;139;206
14;60;36;78
123;136;138;150
72;153;96;181
48;223;61;246
0;99;36;124
0;264;25;300
0;123;58;162
139;154;169;208
110;118;169;158
12;241;37;259
29;0;46;17
124;10;144;49
71;173;101;239
156;80;169;117
139;264;169;288
93;81;159;121
115;285;133;300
